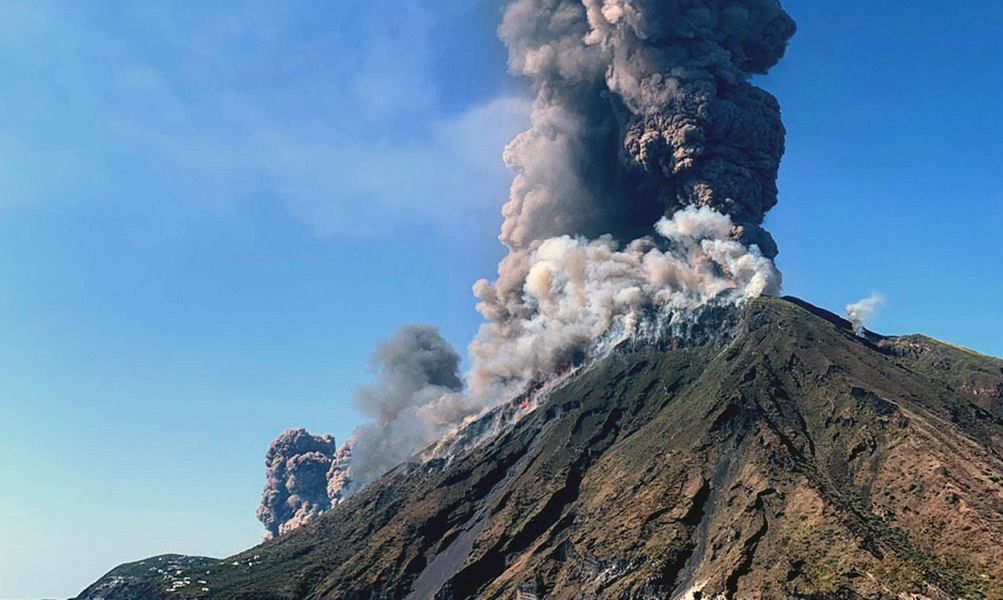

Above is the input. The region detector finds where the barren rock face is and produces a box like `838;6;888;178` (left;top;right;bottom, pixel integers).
76;298;1003;600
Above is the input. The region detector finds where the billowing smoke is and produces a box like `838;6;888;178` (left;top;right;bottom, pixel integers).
258;327;468;537
494;0;794;255
259;0;795;537
845;293;884;335
471;0;793;399
469;206;779;400
257;429;339;540
340;325;467;494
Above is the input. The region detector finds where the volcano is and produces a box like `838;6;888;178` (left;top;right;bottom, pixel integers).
75;297;1003;599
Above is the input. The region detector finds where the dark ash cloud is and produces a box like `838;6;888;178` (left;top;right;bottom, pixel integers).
257;428;339;540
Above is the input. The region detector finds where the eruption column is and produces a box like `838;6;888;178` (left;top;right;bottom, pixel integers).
259;0;796;537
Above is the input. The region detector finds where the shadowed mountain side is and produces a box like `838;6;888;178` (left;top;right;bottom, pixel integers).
75;298;1003;599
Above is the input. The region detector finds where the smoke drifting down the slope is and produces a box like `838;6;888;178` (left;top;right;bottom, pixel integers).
258;207;780;529
260;0;795;536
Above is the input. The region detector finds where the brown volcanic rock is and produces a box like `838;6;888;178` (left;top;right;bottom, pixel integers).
76;297;1003;599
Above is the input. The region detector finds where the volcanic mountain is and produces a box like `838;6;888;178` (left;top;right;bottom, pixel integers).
75;297;1003;599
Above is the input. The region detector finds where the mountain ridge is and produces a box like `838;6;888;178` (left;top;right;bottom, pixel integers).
75;297;1003;599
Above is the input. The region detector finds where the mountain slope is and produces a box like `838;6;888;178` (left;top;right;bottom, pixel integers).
76;297;1003;599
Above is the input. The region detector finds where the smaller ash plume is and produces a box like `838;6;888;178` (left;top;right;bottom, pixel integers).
260;327;468;536
256;331;463;537
338;324;467;496
845;293;884;335
257;429;339;540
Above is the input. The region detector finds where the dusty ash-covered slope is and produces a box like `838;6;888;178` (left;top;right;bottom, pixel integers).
76;298;1003;600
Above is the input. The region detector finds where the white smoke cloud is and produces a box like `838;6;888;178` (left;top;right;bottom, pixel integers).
845;293;884;335
469;207;780;401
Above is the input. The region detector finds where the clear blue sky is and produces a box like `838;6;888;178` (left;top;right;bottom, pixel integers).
1;1;1000;598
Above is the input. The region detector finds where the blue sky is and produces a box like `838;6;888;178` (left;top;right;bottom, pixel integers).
1;1;1001;598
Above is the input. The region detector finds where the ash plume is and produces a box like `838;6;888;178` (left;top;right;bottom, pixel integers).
258;0;796;537
845;293;884;335
257;428;339;540
472;0;794;399
495;0;795;254
260;326;469;536
342;324;467;493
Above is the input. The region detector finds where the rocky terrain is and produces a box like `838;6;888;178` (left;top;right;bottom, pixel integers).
75;297;1003;599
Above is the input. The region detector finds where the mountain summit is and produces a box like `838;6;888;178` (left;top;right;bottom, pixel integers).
76;297;1003;599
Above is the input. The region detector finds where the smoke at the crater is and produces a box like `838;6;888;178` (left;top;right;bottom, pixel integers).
469;206;779;401
260;0;795;537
